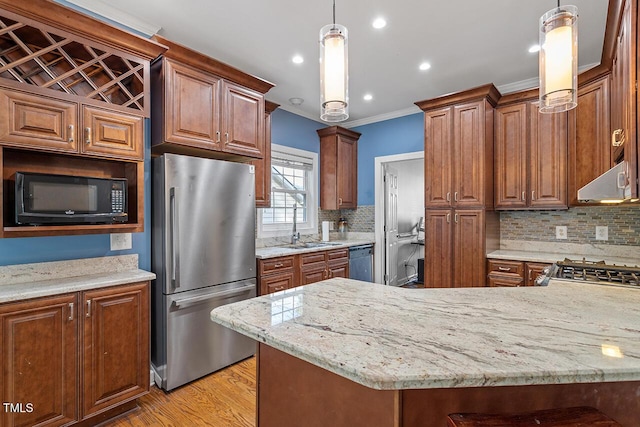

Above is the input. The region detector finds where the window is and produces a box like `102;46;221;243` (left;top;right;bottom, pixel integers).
257;144;317;238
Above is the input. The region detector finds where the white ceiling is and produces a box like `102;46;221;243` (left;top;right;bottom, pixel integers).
65;0;610;127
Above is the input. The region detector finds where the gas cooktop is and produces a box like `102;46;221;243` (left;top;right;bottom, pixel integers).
537;258;640;287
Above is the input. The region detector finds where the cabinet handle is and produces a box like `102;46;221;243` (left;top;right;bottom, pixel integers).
85;127;91;145
225;132;229;143
446;192;451;202
274;286;284;292
446;213;450;223
216;131;221;143
612;129;625;147
454;192;458;202
68;302;74;321
454;213;458;223
68;125;74;142
86;300;92;317
338;197;343;206
274;263;284;268
522;191;525;201
498;267;512;272
531;191;535;201
528;269;533;282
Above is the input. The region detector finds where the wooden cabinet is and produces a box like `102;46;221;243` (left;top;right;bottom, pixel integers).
487;259;551;287
0;88;144;161
81;283;149;418
494;93;568;209
417;85;500;289
317;126;360;210
253;101;279;208
425;209;490;288
258;248;351;295
0;294;78;427
0;281;150;427
569;75;611;206
151;36;274;161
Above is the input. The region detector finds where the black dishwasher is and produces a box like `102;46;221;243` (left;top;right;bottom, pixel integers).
349;244;373;282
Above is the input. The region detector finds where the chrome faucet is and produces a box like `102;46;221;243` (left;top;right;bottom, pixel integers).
291;203;300;244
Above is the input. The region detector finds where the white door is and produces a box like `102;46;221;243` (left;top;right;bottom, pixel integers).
384;165;399;285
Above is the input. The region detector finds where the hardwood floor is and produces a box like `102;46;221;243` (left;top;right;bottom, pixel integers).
105;357;256;426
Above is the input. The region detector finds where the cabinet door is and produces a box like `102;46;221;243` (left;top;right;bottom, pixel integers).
82;105;143;160
424;209;453;288
0;88;78;153
260;271;295;295
494;103;528;208
570;76;611;206
453;210;485;287
328;261;349;279
336;134;358;208
525;262;551;286
82;282;149;418
453;101;486;207
222;81;264;158
300;264;327;285
254;109;272;207
0;294;77;427
424;108;452;208
165;59;221;149
529;102;568;209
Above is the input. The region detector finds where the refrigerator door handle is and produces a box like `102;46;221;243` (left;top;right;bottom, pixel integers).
170;187;181;290
172;284;255;308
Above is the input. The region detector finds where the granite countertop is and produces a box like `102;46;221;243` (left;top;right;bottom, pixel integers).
0;255;155;303
256;239;375;259
211;277;640;391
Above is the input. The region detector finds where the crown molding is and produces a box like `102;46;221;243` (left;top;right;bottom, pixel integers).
340;106;421;129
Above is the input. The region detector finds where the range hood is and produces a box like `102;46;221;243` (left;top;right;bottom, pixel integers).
577;161;631;203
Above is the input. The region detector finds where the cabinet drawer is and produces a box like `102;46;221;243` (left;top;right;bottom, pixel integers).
300;252;326;266
487;259;524;276
327;248;349;262
259;256;295;275
260;271;294;295
488;274;524;287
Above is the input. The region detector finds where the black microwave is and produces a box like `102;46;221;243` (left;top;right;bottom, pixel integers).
14;172;128;225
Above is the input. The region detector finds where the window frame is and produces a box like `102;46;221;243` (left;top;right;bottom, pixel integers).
257;144;318;239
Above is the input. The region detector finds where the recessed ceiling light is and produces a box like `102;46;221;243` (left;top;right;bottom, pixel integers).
528;44;541;53
419;62;431;71
363;94;373;101
292;55;304;64
289;97;304;106
372;18;387;29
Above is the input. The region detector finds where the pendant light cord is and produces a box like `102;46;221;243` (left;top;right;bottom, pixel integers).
332;0;336;27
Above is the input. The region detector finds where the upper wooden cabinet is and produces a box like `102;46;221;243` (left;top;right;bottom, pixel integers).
253;101;279;208
317;126;361;210
569;75;611;206
494;92;569;210
151;36;274;161
417;84;499;210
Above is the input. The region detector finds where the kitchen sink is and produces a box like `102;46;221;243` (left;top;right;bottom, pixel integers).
285;242;342;249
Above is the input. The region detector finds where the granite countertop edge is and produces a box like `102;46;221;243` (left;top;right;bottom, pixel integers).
486;249;639;266
256;239;375;259
0;269;156;303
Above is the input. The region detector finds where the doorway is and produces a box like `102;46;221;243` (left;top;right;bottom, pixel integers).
374;151;424;285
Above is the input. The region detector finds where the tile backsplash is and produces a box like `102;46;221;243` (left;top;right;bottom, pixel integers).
500;206;640;246
318;205;375;233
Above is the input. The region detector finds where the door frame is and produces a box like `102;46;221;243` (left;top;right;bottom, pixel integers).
374;151;424;285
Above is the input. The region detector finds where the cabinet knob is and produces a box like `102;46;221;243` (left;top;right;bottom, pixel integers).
612;129;625;147
85;127;91;145
68;125;74;142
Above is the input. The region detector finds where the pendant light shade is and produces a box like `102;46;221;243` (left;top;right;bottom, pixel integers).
319;3;348;122
539;4;578;113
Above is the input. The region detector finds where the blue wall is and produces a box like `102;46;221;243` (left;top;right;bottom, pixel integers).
271;109;324;154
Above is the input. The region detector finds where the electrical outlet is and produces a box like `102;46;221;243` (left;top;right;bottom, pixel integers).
110;233;132;251
555;226;567;240
596;226;608;241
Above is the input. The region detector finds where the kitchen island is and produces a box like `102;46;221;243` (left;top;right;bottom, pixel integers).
210;278;640;426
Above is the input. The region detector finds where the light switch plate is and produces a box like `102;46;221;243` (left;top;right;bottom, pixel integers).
595;226;608;241
110;233;132;251
555;226;567;240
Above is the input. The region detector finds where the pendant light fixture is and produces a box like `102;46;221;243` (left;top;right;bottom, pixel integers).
539;1;578;113
319;0;348;122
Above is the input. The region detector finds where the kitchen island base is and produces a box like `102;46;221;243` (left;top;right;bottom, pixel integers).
258;344;639;427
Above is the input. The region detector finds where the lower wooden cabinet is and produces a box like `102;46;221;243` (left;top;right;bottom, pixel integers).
0;281;150;427
487;259;551;287
258;248;350;295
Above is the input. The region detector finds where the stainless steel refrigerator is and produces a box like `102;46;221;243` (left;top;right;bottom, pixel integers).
151;153;257;391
